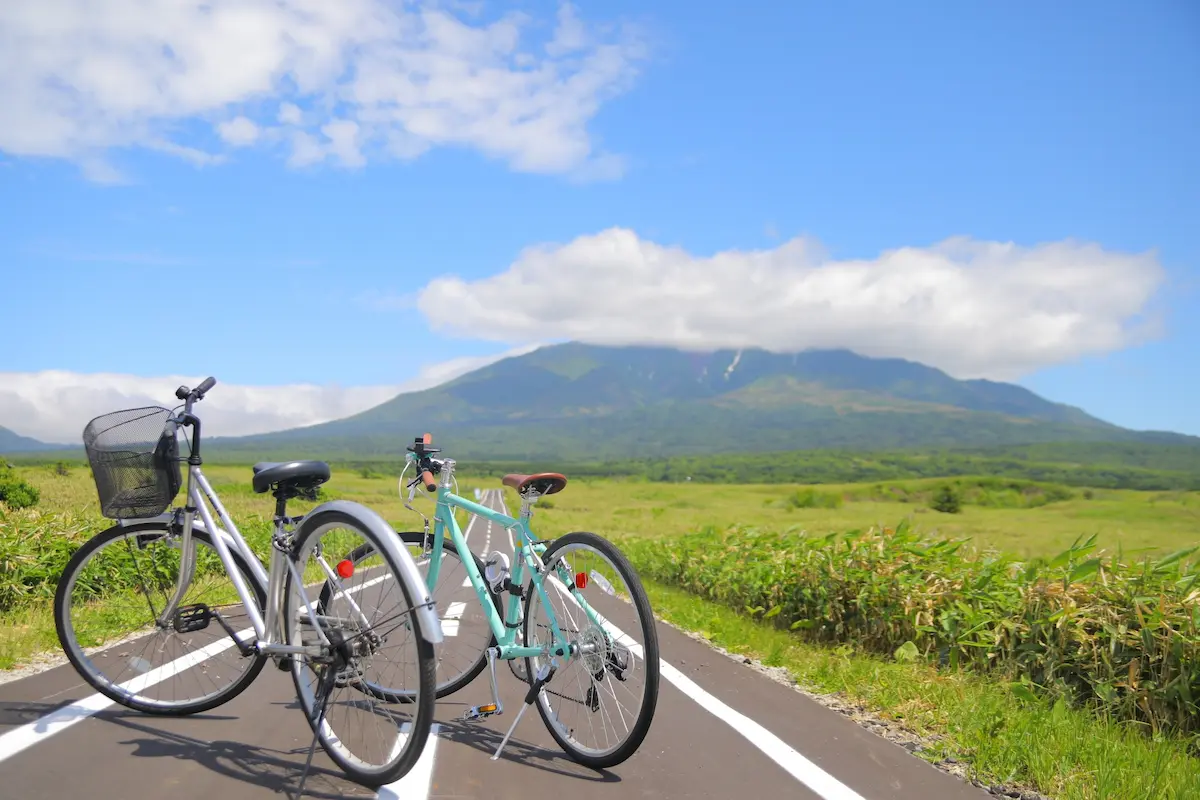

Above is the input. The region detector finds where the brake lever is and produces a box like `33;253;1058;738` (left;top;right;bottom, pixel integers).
399;462;430;530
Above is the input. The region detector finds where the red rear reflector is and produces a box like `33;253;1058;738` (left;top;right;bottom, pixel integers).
337;559;354;579
575;571;588;589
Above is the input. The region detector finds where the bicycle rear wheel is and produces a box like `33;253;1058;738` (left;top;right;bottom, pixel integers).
523;530;660;769
321;531;499;700
284;509;437;787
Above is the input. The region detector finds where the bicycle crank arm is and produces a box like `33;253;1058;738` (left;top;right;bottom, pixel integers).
461;646;505;722
173;603;256;657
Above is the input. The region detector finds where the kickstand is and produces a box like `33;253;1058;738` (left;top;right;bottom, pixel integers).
295;663;337;799
491;663;555;761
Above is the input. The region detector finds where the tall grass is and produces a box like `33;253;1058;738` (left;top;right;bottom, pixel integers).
623;521;1200;743
0;505;275;615
0;507;106;611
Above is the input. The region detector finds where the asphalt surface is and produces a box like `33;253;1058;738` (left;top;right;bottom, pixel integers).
0;486;989;800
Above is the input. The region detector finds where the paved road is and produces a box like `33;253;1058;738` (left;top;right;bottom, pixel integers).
0;486;987;799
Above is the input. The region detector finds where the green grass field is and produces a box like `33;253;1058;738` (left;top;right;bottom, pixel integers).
5;461;1196;672
14;462;1200;558
507;476;1200;560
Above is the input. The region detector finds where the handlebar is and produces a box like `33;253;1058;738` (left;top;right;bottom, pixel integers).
175;376;218;402
402;433;447;494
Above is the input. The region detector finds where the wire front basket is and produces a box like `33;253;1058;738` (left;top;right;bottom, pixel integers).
82;406;183;520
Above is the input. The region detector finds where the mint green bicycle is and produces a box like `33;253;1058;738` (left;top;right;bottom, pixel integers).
325;434;661;769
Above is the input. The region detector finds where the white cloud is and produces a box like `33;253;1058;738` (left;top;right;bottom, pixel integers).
416;228;1167;381
0;345;538;444
0;1;645;181
217;116;261;147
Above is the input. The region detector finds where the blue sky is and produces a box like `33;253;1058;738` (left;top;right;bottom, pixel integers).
1;0;1198;441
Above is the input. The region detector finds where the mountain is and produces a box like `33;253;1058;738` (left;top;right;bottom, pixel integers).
0;426;62;454
206;342;1199;462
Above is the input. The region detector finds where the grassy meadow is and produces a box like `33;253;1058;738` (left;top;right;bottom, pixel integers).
4;461;1197;671
503;475;1200;560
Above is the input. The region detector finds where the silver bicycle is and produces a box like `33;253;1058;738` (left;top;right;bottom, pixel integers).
53;377;441;788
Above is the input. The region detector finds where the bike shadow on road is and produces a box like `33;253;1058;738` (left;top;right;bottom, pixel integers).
432;717;622;785
261;695;624;786
3;701;370;800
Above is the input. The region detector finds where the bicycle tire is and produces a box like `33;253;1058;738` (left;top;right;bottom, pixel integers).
523;530;660;769
285;509;438;787
54;521;269;716
323;531;500;700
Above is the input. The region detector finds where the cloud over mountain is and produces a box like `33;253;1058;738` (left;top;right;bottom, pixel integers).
417;228;1166;380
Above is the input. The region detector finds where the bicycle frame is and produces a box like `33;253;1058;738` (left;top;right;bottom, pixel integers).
163;465;322;655
414;458;609;664
154;457;442;662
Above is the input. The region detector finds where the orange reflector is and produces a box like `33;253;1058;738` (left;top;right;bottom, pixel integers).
575;571;588;589
337;559;354;579
480;703;497;713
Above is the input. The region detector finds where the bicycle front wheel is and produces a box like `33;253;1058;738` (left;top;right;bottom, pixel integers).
284;509;437;787
54;521;268;715
523;530;660;769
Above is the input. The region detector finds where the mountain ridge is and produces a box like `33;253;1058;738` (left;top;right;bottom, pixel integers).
0;426;62;454
204;342;1193;461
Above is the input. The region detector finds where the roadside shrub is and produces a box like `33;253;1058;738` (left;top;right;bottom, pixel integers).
0;464;39;510
625;523;1200;744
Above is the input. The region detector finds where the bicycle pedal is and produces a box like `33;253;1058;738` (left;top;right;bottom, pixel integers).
172;603;211;633
461;703;500;722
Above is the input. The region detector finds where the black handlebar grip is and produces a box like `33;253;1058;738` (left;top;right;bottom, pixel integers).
195;377;217;396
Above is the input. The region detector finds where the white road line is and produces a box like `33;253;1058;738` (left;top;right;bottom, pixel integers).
495;493;866;800
375;723;440;799
463;489;492;587
0;627;255;765
440;602;466;637
658;661;865;800
462;493;484;545
0;570;386;765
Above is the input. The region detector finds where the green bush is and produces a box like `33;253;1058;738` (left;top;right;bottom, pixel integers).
786;487;844;509
931;483;962;513
624;523;1200;744
0;464;39;509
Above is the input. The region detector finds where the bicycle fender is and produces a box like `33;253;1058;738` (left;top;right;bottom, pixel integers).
298;499;444;645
